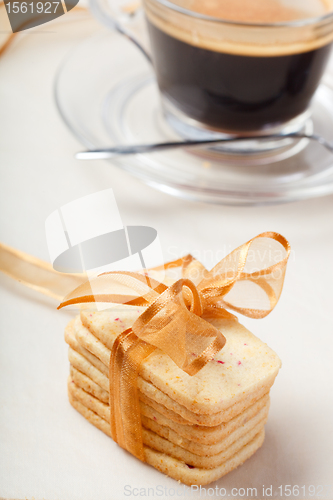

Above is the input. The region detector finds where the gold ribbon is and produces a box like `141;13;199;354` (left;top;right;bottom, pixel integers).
58;232;290;461
0;241;86;301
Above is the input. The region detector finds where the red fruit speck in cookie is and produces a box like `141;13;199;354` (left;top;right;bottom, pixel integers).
115;318;120;321
237;361;242;365
217;360;225;364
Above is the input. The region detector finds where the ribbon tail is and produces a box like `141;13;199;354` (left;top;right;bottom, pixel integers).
109;329;155;461
0;241;86;301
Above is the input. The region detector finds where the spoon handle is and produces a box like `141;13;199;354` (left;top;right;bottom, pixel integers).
75;133;333;160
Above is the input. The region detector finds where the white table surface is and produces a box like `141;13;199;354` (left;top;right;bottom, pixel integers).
0;11;333;500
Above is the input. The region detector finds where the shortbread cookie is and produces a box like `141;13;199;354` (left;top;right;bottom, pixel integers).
69;367;269;455
68;387;265;485
144;430;265;486
70;365;109;404
65;322;108;376
79;309;281;415
68;379;265;470
69;316;278;425
137;384;271;427
140;410;267;458
68;341;271;430
70;364;270;446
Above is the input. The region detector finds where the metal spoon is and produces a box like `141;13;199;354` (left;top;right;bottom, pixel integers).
75;133;333;160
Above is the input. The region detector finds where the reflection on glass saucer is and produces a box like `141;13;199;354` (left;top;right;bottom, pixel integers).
55;28;333;205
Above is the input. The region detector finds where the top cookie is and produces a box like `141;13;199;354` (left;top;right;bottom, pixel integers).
80;305;281;416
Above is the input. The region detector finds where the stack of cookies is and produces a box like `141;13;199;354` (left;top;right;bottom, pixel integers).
65;305;281;485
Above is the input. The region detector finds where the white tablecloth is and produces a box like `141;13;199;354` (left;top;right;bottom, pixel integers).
0;11;333;500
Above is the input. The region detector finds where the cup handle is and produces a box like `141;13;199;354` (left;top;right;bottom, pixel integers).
89;0;152;63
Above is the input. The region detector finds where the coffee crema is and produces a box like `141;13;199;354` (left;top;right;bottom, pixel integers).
181;0;329;24
145;0;333;57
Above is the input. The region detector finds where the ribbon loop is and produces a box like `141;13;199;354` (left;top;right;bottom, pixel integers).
131;278;224;374
197;232;290;318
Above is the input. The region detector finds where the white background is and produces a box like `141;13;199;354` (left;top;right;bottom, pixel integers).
0;11;333;500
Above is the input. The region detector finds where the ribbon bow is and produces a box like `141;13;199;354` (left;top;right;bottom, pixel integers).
58;232;290;461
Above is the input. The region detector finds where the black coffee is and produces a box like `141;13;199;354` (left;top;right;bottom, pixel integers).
147;20;332;132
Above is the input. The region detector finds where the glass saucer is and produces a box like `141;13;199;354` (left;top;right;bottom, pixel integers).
54;28;333;205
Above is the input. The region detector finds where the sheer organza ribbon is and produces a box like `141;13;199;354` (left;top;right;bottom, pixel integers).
0;241;86;300
57;232;290;461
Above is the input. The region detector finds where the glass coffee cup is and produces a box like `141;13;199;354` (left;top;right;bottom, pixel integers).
141;0;333;152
